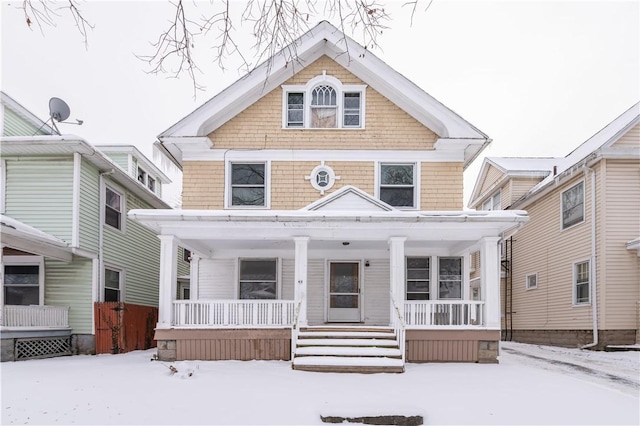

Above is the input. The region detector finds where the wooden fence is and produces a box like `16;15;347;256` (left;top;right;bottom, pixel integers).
94;302;158;354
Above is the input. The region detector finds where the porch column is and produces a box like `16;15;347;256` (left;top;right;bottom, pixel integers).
189;253;200;300
157;235;178;329
294;237;309;327
480;236;501;329
388;237;407;324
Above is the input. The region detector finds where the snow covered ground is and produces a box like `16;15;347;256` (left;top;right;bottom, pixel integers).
1;341;638;425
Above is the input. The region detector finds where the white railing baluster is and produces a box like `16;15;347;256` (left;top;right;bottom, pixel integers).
169;300;297;328
1;305;69;328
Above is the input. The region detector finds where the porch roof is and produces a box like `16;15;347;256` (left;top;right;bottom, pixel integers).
129;208;528;256
1;214;72;261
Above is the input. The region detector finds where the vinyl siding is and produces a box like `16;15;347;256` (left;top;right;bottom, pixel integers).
209;55;438;151
306;259;325;324
78;160;100;253
102;182;162;307
44;257;94;334
4;157;74;242
601;159;640;329
478;165;504;196
363;259;390;325
510;173;594;330
198;259;236;299
611;124;639;148
509;177;544;206
2;107;49;136
102;153;130;174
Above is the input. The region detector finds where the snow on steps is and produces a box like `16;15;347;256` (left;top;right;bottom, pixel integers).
293;326;404;373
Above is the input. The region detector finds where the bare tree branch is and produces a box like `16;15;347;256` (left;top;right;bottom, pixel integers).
20;0;93;48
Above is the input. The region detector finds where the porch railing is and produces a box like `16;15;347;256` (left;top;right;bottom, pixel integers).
404;301;484;327
172;300;296;327
1;305;70;329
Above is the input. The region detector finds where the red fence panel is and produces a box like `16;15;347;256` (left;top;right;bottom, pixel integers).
94;302;158;354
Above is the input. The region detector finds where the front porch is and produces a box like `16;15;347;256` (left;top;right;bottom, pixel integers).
0;305;72;361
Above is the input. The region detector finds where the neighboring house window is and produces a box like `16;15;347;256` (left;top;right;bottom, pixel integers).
178;283;190;300
379;163;416;208
230;163;266;207
282;75;366;129
104;186;123;230
183;249;191;262
137;167;147;184
562;181;584;229
148;176;156;192
574;261;590;305
406;257;430;300
483;191;502;211
439;257;462;299
239;259;277;299
104;267;122;302
526;273;537;290
311;85;337;128
286;92;305;127
3;260;42;305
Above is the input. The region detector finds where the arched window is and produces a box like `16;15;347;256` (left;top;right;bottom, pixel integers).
311;85;337;128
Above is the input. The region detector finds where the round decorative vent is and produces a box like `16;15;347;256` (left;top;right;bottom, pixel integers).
306;163;339;194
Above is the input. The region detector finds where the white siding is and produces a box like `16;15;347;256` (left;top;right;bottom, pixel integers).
363;259;390;325
198;259;236;299
281;259;295;300
306;260;325;325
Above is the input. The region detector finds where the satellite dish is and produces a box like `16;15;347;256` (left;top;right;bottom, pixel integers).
49;97;71;122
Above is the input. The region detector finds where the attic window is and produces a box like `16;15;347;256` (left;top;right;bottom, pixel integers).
282;74;366;129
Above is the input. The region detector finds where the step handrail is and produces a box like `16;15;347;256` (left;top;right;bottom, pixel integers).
389;291;406;364
290;297;303;363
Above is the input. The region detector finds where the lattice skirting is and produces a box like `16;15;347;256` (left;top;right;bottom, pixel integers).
15;337;72;360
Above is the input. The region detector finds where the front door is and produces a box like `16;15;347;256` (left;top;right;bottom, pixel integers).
327;261;361;322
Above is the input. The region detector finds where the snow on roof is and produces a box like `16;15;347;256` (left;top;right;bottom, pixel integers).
486;157;558;173
1;214;69;247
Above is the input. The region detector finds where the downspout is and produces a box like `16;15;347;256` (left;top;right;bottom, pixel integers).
98;170;115;305
582;165;598;349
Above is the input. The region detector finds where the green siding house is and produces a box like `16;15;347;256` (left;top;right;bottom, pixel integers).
0;92;189;360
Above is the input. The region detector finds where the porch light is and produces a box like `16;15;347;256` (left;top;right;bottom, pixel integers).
342;241;350;246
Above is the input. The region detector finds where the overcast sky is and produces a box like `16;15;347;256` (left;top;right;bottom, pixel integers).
2;0;638;207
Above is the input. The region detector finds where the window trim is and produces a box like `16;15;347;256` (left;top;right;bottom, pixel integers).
375;162;419;209
103;183;126;233
2;255;45;306
482;190;502;211
103;265;124;303
236;258;280;300
225;161;270;209
561;180;585;230
572;259;591;306
525;273;538;290
281;74;367;129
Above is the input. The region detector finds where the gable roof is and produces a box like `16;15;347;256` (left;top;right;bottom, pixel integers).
303;185;394;212
1;91;56;136
157;21;489;169
470;102;640;209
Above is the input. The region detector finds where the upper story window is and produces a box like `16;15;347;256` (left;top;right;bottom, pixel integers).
562;181;584;229
379;163;416;208
483;191;502;211
282;73;366;129
105;186;124;230
148;176;156;192
228;162;268;208
137;167;147;184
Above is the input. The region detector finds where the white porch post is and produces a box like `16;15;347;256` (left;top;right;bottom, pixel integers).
157;235;178;329
480;237;501;329
388;237;406;323
189;253;200;300
294;237;309;327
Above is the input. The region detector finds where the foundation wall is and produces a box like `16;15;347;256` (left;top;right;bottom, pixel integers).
405;329;500;363
508;329;637;349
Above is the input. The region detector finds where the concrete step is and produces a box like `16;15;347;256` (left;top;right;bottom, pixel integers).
293;356;404;373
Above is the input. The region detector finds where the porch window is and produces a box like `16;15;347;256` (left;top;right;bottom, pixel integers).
4;264;40;305
562;181;584;229
406;257;430;300
379;163;416;208
230;163;266;207
105;186;123;230
482;191;501;211
239;259;277;300
104;268;122;302
574;261;590;305
438;257;462;299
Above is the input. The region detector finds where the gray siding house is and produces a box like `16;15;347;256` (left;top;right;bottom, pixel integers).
0;92;188;360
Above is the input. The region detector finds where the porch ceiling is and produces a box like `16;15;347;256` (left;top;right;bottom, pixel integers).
130;209;528;257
